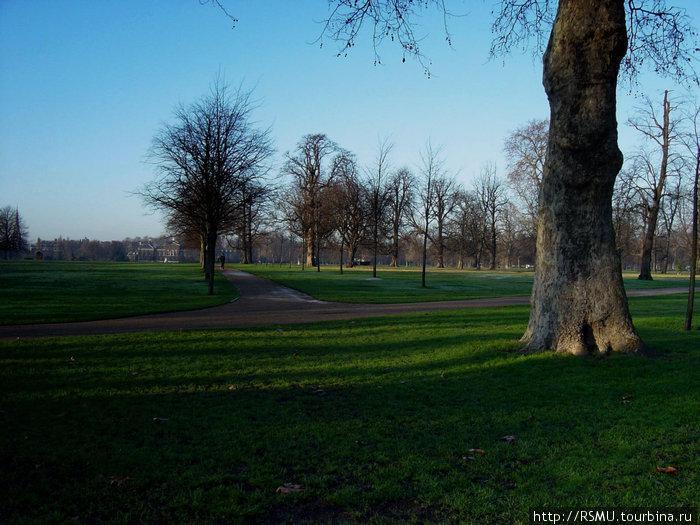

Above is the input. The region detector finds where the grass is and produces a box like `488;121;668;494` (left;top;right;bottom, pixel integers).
1;295;697;524
232;264;690;303
0;261;238;325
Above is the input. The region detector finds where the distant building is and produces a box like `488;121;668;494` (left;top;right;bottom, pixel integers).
127;238;199;263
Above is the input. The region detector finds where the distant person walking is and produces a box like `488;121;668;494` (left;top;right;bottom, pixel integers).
219;254;225;269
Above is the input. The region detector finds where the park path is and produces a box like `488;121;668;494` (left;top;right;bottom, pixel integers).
0;269;688;340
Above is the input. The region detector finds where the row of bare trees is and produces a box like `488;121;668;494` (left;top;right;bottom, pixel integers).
273;134;525;281
139;80;699;303
197;106;699;284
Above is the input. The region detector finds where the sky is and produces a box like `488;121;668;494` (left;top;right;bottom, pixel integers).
1;1;699;241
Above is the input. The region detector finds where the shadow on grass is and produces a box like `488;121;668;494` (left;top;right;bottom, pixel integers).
1;300;698;524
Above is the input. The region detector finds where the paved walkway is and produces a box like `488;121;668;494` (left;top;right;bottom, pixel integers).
0;269;688;340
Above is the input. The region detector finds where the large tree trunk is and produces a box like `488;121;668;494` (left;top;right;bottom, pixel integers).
436;223;444;268
521;0;646;355
305;226;315;267
390;222;400;267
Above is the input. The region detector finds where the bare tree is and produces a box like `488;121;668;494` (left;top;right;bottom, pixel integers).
328;152;368;272
657;175;684;273
449;190;485;270
139;80;274;294
613;169;644;269
474;165;509;270
387;167;415;267
0;206;29;259
414;142;444;288
504;119;548;236
365;137;393;277
629;90;684;280
428;174;459;268
281;134;339;268
684;103;700;330
317;0;698;355
227;179;275;264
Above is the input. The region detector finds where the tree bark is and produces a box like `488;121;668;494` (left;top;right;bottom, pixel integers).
521;0;647;355
305;226;315;267
685;145;699;331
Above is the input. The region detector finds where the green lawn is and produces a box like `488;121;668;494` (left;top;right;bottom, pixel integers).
1;295;697;524
233;264;689;303
0;261;238;325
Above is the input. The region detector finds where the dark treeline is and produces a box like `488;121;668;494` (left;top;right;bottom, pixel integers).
30;236;200;263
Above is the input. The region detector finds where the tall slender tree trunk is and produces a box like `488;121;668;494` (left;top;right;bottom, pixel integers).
390;221;400;267
240;209;250;264
638;90;671;280
521;0;646;355
348;244;357;268
372;220;378;277
685;145;699;330
205;230;218;295
489;218;497;270
246;203;254;263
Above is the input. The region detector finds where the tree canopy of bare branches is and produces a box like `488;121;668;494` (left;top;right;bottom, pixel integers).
139;80;274;294
281;134;340;268
0;206;29;259
504;119;548;235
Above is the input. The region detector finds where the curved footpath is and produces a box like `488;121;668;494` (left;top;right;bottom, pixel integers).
0;269;689;341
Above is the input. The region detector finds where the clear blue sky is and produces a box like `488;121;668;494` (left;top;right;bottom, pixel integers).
1;1;698;241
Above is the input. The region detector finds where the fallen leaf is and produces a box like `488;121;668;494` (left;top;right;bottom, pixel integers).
70;357;76;362
130;371;139;376
109;475;133;487
656;465;677;473
152;417;169;424
501;436;517;442
622;394;632;400
463;456;477;461
469;448;486;454
310;386;326;396
228;385;237;390
276;483;303;494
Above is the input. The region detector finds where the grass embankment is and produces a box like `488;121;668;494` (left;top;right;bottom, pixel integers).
1;295;697;524
0;261;237;325
233;264;689;303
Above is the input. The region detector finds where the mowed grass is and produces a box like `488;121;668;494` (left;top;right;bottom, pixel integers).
1;295;697;524
0;261;238;325
233;264;689;303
